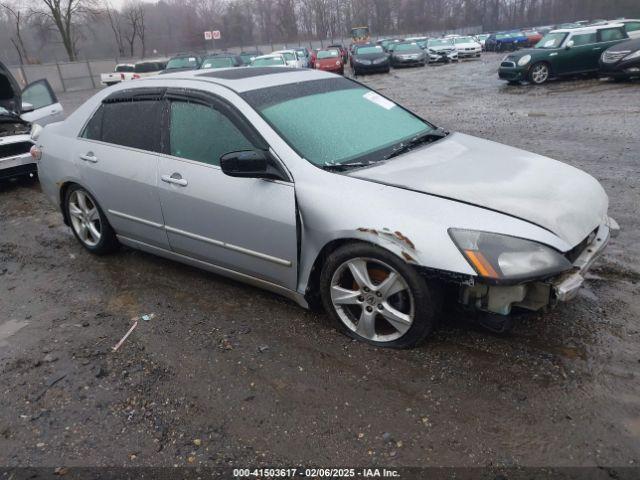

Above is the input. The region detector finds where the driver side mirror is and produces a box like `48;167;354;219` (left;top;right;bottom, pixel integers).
220;150;286;181
21;102;35;113
565;40;574;49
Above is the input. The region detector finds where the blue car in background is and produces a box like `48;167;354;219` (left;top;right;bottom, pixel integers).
485;32;528;52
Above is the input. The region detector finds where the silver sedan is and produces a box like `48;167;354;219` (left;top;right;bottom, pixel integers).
33;67;617;348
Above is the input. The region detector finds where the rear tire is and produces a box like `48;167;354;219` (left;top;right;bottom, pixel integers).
65;184;119;255
320;243;440;348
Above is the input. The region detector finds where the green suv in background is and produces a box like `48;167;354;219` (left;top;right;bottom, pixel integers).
498;23;628;84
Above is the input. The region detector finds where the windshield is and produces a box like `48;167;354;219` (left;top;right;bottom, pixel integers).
115;65;134;72
251;56;285;66
317;49;339;59
356;46;383;54
166;57;199;69
454;37;473;44
536;32;568;48
243;79;434;166
428;39;453;47
202;57;235;68
395;43;419;51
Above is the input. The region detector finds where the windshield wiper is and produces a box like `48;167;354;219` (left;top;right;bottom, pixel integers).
322;161;378;172
384;128;449;160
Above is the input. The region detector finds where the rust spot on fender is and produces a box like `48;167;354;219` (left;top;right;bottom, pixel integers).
357;227;379;235
393;231;415;250
401;251;416;263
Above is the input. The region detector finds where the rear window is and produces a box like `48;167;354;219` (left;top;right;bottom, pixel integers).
134;62;160;73
82;100;162;152
115;65;134;72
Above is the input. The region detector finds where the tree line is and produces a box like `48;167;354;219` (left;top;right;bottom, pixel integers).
1;0;638;64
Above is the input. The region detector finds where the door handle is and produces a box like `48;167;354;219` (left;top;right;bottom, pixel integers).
593;47;602;50
161;173;188;186
79;153;98;163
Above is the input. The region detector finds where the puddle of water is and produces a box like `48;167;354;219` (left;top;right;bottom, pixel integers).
0;318;29;348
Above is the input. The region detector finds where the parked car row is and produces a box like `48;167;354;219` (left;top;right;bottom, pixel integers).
498;23;640;84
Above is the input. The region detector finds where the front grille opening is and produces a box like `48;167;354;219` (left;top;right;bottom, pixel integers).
0;141;32;158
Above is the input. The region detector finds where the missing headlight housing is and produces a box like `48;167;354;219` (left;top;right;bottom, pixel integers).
449;229;572;282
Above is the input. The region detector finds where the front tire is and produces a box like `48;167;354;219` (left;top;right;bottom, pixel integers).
320;243;439;348
65;185;119;255
528;62;550;84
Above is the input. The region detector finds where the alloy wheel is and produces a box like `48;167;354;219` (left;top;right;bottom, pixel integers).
330;257;415;342
531;63;549;84
68;190;102;247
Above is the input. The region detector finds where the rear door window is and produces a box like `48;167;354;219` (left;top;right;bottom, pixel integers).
81;99;162;153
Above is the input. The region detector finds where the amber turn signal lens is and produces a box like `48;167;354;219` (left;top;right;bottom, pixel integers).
464;249;499;278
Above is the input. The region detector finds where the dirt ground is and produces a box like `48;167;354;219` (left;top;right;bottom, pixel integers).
1;53;639;470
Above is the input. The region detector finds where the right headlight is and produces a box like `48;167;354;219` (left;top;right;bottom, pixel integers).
372;57;388;64
518;54;532;66
449;229;572;281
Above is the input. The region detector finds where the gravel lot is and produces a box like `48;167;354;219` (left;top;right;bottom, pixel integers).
1;53;639;470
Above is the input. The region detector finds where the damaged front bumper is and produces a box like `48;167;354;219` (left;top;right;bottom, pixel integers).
459;220;618;315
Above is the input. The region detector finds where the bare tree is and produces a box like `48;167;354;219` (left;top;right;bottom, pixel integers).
122;2;142;57
31;0;95;61
1;1;31;64
104;2;125;56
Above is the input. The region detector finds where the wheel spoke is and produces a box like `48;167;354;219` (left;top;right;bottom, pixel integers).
377;272;406;300
331;285;361;305
380;303;412;334
68;203;83;219
347;259;374;290
87;207;99;222
87;222;101;242
355;310;376;339
76;191;89;213
78;222;89;241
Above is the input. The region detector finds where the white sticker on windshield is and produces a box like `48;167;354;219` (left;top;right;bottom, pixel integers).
363;91;395;110
543;40;555;47
189;57;196;62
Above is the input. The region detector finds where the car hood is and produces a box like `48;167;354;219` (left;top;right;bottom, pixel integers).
348;132;608;246
0;60;22;114
607;37;640;52
428;45;455;51
354;53;388;61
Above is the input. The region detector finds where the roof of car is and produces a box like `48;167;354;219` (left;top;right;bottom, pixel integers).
144;66;338;94
551;22;624;34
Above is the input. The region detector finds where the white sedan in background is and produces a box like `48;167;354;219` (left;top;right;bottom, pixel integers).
453;36;482;58
272;49;305;68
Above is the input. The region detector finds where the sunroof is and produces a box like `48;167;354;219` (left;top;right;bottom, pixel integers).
197;67;294;80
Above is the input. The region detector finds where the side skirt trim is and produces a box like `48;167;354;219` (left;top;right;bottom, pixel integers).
116;235;308;308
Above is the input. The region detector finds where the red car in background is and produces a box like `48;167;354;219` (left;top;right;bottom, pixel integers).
328;44;349;64
523;30;543;46
314;48;344;75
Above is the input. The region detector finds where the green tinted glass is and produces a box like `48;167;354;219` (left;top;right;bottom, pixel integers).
259;87;430;166
170;102;253;166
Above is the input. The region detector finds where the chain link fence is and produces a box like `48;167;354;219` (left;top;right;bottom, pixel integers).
8;26;482;94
